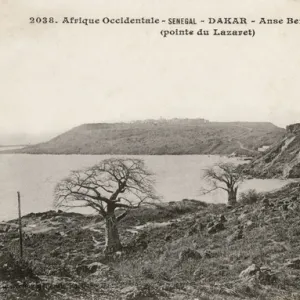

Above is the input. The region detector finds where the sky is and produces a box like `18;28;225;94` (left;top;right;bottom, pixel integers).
1;0;300;143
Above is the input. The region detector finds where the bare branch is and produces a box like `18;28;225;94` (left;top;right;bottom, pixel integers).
200;162;244;196
54;158;160;215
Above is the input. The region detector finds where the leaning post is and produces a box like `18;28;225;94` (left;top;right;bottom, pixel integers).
17;191;23;259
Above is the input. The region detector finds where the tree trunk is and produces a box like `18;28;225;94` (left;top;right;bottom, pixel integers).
227;188;237;206
104;209;122;254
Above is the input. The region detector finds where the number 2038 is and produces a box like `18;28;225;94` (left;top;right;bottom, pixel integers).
29;17;56;24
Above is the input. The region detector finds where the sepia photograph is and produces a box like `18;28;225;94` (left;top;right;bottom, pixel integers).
1;0;300;299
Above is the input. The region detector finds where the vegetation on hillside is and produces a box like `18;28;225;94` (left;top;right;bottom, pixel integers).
11;120;285;155
1;183;300;299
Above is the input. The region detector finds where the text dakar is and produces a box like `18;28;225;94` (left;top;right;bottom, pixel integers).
209;18;248;24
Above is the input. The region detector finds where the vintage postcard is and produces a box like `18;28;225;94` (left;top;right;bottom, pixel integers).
1;1;300;299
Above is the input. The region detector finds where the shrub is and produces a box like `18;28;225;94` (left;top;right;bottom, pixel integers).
0;252;36;280
239;189;262;205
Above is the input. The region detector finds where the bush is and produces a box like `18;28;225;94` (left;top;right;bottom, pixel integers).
239;189;262;205
0;252;36;280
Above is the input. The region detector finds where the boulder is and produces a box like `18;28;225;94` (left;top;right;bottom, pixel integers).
179;248;202;261
40;211;57;220
50;247;61;258
258;266;277;285
202;249;214;259
164;234;172;241
245;220;254;229
121;283;165;300
76;261;109;275
239;264;260;279
226;227;243;244
238;213;248;221
239;264;277;285
291;195;298;201
288;202;298;210
184;223;204;237
193;267;203;279
121;286;138;299
219;214;227;223
285;257;300;269
207;222;225;234
280;201;289;211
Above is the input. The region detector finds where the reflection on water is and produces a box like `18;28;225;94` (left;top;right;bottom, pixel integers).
0;154;293;221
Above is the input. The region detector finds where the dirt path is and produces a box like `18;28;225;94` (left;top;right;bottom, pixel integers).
237;141;258;153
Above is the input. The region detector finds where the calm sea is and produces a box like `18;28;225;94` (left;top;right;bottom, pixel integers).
0;154;292;221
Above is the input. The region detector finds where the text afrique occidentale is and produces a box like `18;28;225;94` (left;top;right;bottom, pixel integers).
29;17;300;26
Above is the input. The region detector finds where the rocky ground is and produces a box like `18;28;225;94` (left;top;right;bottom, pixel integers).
1;183;300;299
243;123;300;179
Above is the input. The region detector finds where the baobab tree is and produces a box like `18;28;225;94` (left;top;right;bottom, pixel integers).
54;158;159;253
201;162;245;206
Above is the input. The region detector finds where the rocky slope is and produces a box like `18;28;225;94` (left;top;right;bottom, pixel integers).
243;123;300;178
1;183;300;299
9;120;284;155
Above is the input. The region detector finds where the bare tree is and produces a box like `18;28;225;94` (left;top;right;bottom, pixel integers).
54;158;159;253
201;162;245;206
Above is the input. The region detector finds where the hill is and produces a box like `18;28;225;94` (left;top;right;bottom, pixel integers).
243;123;300;178
11;120;285;155
1;183;300;299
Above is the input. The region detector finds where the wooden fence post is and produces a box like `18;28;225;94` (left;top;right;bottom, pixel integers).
17;191;23;259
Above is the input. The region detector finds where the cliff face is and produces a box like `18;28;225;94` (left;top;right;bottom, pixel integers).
244;123;300;178
287;123;300;135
